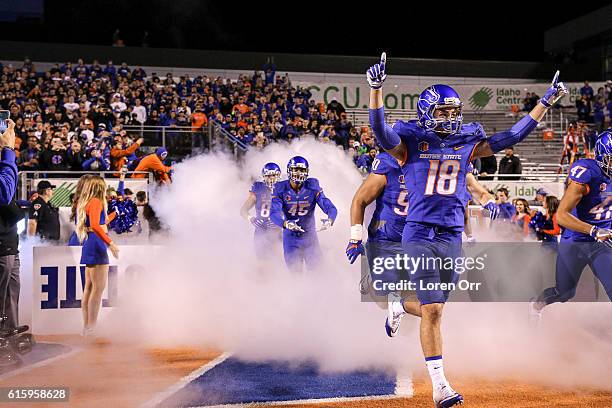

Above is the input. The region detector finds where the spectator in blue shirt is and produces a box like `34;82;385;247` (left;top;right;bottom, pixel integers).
495;188;516;220
580;81;594;100
356;148;378;173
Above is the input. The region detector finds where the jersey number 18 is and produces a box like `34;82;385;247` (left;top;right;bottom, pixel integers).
424;160;460;196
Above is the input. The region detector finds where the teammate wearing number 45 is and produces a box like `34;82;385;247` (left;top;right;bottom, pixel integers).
366;52;567;408
240;163;283;259
270;156;337;273
530;130;612;318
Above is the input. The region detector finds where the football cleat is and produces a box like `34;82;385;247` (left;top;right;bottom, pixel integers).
433;383;464;408
528;297;544;327
359;271;371;295
385;292;404;337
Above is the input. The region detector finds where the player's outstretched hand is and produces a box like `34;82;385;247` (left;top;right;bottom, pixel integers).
592;226;612;248
346;239;365;264
248;215;268;230
366;52;387;89
540;70;568;108
483;199;500;220
284;219;305;233
319;218;334;231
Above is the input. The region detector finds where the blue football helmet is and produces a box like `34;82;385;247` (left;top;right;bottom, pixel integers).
417;84;463;134
261;162;281;189
287;156;309;184
594;129;612;178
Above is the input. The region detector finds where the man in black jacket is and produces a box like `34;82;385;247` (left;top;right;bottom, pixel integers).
498;147;523;181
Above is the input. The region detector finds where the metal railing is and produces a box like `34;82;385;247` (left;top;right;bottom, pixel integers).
17;170;153;204
209;121;248;158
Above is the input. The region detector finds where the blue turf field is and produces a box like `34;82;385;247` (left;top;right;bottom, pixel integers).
158;356;396;407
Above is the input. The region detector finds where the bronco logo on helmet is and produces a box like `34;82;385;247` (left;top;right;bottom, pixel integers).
417;84;463;135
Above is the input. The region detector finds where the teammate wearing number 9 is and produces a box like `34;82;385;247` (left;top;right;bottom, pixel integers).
530;131;612;317
270;156;337;273
240;163;283;259
367;52;567;408
347;152;407;292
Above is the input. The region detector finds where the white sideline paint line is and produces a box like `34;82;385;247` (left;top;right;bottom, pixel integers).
193;394;404;408
0;343;83;382
140;352;232;408
394;370;414;397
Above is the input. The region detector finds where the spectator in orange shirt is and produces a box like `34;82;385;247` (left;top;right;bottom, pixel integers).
110;133;144;171
233;96;249;115
132;147;172;184
190;107;208;152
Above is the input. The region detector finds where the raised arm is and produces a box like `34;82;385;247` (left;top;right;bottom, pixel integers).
473;71;568;158
367;53;407;163
0;120;17;205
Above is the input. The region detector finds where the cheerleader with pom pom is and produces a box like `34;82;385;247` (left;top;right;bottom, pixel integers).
76;176;120;337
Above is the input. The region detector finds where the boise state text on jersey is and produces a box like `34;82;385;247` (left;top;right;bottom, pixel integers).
562;158;612;241
368;152;407;243
392;120;487;228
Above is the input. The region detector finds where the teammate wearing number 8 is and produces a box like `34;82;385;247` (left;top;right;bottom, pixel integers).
367;52;567;408
240;163;283;259
270;156;337;273
530;131;612;318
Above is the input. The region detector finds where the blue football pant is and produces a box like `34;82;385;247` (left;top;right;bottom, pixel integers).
539;240;612;304
254;228;282;260
366;240;406;296
401;221;463;305
282;231;322;273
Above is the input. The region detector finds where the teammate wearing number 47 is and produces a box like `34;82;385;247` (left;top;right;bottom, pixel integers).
366;52;567;408
530;130;612;318
240;163;283;259
270;156;337;273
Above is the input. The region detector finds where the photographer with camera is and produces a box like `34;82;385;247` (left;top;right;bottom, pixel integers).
0;119;25;331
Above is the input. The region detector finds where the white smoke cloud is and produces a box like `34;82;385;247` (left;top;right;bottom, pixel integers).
26;137;609;389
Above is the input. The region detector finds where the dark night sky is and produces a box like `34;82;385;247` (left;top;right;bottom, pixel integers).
3;0;611;62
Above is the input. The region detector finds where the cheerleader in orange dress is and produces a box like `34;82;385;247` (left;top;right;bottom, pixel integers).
75;176;119;336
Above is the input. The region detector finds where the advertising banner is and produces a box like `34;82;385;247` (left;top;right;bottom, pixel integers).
32;245;158;335
32;178;148;207
295;81;603;112
477;181;565;200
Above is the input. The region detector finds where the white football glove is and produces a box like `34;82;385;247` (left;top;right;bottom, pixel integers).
540;70;568;108
591;226;612;248
284;219;305;233
366;52;387;89
319;218;334;231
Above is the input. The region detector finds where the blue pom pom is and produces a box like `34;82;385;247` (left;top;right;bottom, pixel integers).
108;199;140;234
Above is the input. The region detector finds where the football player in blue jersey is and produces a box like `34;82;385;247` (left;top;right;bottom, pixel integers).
346;151;410;298
366;52;567;408
240;163;283;259
530;131;612;319
270;156;338;273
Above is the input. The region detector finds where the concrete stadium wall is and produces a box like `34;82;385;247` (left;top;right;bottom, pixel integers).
0;40;601;81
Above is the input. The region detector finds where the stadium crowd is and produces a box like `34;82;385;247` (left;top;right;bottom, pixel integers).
0;58;379;175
